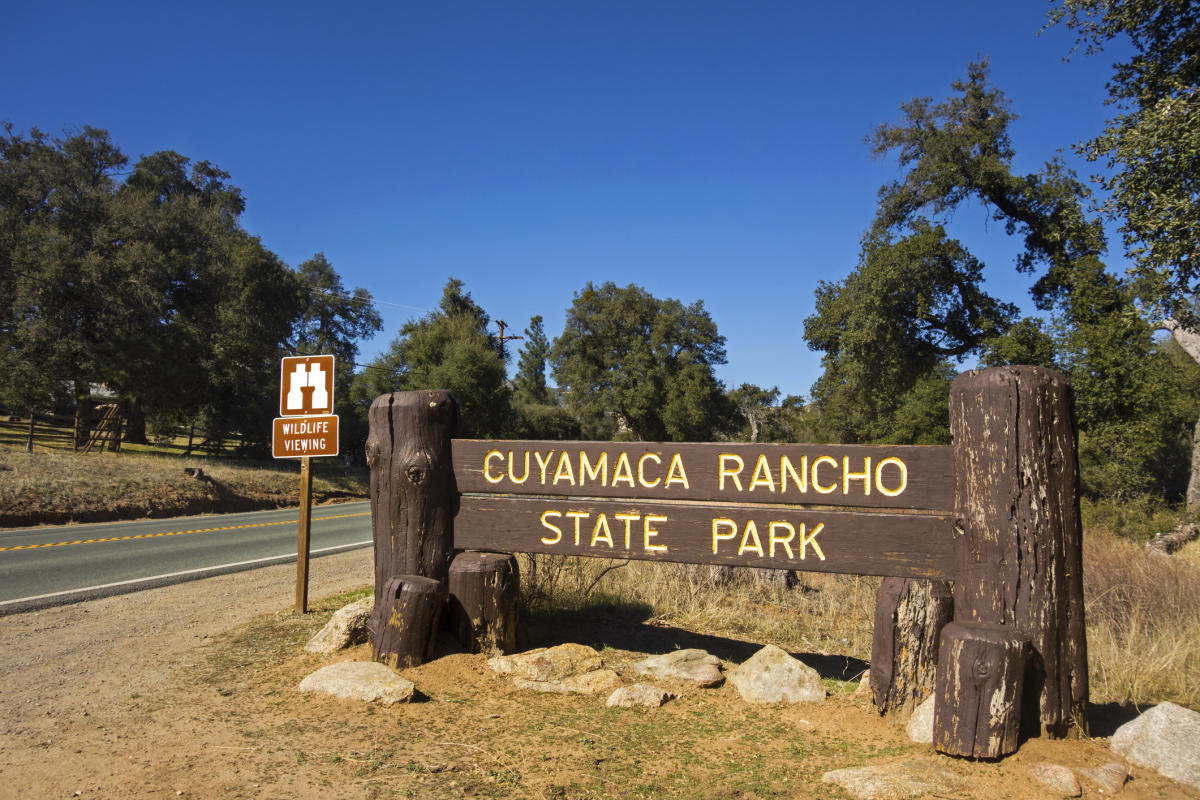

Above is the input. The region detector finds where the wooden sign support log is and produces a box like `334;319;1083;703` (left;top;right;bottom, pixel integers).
368;575;445;668
871;578;953;719
945;366;1089;745
447;552;520;655
933;621;1031;758
365;390;458;666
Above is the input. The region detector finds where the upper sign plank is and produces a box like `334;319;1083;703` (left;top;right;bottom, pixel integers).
452;440;955;511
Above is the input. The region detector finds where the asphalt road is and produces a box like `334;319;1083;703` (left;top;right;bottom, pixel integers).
0;501;372;614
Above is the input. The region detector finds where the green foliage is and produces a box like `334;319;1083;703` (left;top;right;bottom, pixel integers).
356;278;511;438
862;63;1200;499
0;124;379;456
513;315;550;404
726;383;781;442
550;282;728;442
980;317;1059;369
1048;0;1200;326
803;222;1013;444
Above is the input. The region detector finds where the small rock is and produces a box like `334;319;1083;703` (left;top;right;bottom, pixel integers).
606;684;674;709
512;669;621;695
905;694;935;744
822;761;964;800
564;668;622;694
488;644;602;682
728;644;825;704
633;649;723;687
1111;701;1200;790
298;661;416;705
304;597;373;654
1029;763;1082;797
1079;762;1129;794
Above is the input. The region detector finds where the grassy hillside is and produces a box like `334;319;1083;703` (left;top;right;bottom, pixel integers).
0;448;368;526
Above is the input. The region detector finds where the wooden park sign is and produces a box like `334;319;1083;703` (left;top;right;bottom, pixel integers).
365;366;1089;760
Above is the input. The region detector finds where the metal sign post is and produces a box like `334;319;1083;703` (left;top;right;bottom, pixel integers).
274;354;339;613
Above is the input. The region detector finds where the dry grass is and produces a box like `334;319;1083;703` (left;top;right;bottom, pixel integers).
520;530;1200;711
521;555;880;665
0;447;368;526
1083;531;1200;708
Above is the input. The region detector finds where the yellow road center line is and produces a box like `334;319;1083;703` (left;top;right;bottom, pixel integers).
0;511;371;552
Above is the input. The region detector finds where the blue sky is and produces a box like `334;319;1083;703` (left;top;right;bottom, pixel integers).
2;1;1128;399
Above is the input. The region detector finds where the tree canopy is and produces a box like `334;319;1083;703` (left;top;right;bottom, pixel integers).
0;124;380;453
551;282;728;442
803;221;1015;444
355;279;510;438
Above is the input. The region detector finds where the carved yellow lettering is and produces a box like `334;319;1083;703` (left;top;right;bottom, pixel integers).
615;513;639;549
749;455;776;492
566;511;589;545
590;514;614;548
719;454;745;491
554;452;576;486
843;457;871;495
484;450;504;484
812;455;838;494
712;518;738;553
535;450;556;484
799;523;826;560
540;510;563;545
612;453;635;487
507;450;529;484
638;453;662;488
643;515;668;552
580;451;607;486
769;521;795;559
665;453;690;489
781;455;807;493
738;520;764;557
875;457;907;496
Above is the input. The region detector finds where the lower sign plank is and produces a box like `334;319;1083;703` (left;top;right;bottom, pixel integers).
454;496;955;579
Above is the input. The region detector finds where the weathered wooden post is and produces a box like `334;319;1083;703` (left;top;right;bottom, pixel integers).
447;552;520;655
937;366;1088;756
871;577;953;719
365;390;458;667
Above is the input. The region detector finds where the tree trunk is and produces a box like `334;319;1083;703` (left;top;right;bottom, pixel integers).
948;366;1088;738
122;403;148;445
1162;320;1200;509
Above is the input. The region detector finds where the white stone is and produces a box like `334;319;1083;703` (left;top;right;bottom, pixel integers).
728;644;825;704
633;648;723;687
606;684;674;709
298;661;416;705
513;669;621;695
905;694;935;744
1111;701;1200;790
304;596;373;654
488;643;602;682
1078;762;1128;793
1028;763;1081;797
822;762;964;799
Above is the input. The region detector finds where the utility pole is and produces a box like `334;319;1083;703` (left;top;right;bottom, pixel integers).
495;320;523;361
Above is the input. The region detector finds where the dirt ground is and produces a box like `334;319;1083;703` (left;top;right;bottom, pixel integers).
0;549;1193;800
